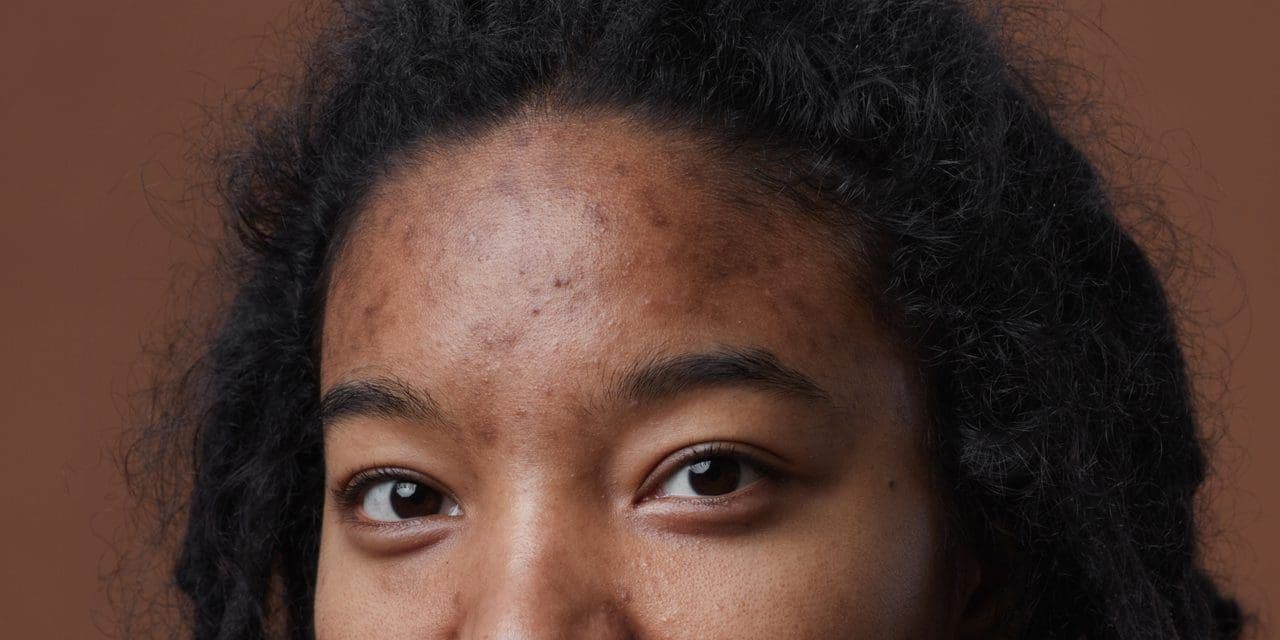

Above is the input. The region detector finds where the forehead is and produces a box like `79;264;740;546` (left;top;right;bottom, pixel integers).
321;113;873;403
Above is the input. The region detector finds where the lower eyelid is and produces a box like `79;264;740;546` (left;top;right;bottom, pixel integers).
632;478;784;534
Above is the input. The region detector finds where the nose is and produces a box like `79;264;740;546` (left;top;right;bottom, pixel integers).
458;499;637;639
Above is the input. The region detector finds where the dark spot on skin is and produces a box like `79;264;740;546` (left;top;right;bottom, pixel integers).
679;291;719;321
676;228;763;287
361;288;391;322
512;131;531;147
468;319;524;353
585;201;608;230
553;276;570;288
786;291;818;316
803;330;823;354
530;307;541;316
888;479;897;490
375;209;397;233
612;162;629;177
480;331;520;352
649;212;670;228
643;184;664;205
492;175;519;196
475;425;498;445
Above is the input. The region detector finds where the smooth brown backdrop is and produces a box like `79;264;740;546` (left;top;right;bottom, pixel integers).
1;2;1275;638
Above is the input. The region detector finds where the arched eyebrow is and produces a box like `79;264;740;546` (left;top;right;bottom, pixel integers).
320;375;445;431
612;346;830;404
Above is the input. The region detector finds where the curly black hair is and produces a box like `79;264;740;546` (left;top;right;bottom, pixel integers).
128;0;1245;638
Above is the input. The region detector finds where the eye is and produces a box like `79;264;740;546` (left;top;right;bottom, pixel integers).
657;449;766;498
358;478;461;522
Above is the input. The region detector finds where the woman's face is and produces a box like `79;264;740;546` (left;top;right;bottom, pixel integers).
316;115;974;639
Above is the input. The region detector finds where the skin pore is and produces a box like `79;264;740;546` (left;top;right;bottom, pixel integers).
315;112;979;638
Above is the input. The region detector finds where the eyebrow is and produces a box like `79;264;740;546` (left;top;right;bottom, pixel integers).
320;375;446;430
613;346;830;404
319;347;829;430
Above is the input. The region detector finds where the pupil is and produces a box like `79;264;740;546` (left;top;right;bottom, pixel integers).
687;457;741;496
389;481;442;518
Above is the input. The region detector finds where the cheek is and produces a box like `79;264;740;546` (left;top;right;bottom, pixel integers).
314;524;461;639
625;492;951;639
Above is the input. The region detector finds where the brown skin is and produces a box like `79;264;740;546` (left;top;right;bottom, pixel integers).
316;113;980;639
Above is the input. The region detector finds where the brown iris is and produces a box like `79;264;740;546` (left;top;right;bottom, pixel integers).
389;481;444;518
685;457;743;496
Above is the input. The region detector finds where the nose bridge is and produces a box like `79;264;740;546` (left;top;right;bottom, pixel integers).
459;479;634;640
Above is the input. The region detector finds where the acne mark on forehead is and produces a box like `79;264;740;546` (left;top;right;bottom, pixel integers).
397;224;426;259
553;275;571;288
612;161;629;177
584;201;609;232
468;319;525;353
491;174;520;197
360;287;392;322
889;479;898;490
687;231;768;286
480;330;521;352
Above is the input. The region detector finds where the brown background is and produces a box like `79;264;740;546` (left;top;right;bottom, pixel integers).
0;1;1274;637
